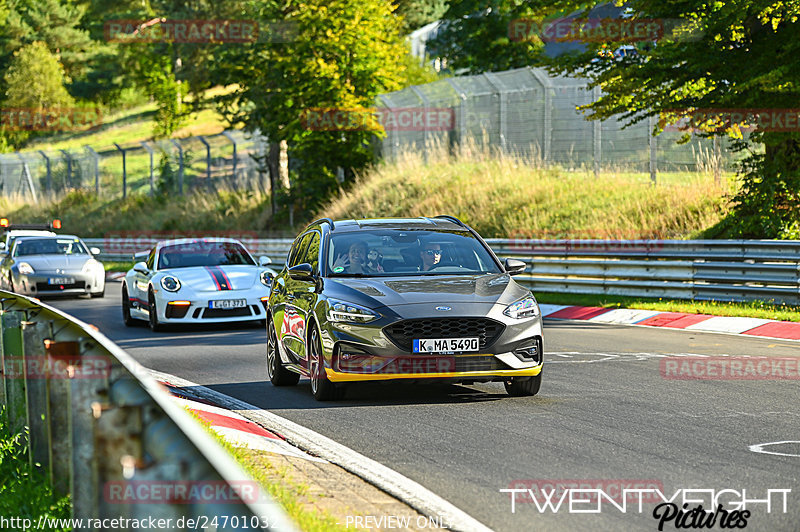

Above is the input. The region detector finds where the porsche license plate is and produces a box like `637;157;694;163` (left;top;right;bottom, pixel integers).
413;337;479;353
48;277;74;285
209;299;247;309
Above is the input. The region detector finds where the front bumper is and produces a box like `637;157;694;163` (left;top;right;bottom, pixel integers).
321;306;544;383
15;272;101;297
153;291;269;323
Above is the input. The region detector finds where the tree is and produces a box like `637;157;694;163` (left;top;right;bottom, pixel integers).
432;0;800;237
395;0;449;33
2;41;74;148
214;0;411;217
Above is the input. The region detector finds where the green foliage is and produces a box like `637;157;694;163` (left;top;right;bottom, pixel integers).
0;408;71;529
395;0;448;33
433;0;800;237
215;0;412;217
1;40;75;149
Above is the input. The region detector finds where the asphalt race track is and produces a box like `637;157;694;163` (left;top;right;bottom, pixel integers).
49;283;800;531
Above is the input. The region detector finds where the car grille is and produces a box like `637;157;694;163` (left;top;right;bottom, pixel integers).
202;307;252;319
383;318;505;351
36;281;85;291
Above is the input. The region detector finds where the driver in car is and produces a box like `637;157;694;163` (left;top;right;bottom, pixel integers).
419;242;442;271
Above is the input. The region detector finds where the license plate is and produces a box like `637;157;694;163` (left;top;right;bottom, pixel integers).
48;277;74;285
209;299;247;309
413;337;479;353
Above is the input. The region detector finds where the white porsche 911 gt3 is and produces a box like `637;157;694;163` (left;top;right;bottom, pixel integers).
122;237;276;331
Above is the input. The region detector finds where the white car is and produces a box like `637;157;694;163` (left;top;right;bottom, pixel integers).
122;238;276;331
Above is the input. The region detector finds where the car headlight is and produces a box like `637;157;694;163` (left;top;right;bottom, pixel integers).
259;270;273;287
503;294;540;319
160;275;181;292
326;299;379;323
18;262;34;275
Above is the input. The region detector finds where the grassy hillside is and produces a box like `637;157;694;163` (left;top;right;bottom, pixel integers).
1;143;734;239
320;143;734;239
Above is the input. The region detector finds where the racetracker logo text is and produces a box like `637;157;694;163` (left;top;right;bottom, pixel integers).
104;480;261;504
2;355;111;379
661;108;800;133
102;231;259;255
509;18;702;43
660;356;800;380
104;19;297;43
0;108;102;132
302;107;454;132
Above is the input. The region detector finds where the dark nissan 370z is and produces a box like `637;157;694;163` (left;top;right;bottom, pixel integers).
265;216;543;400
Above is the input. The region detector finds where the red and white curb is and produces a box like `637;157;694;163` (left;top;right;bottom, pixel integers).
150;370;492;532
539;304;800;341
159;380;326;462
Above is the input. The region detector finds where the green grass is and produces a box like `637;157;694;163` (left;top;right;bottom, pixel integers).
0;408;71;531
186;409;348;532
0;188;289;238
320;142;735;239
535;292;800;322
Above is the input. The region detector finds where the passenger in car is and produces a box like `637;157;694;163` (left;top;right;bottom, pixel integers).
333;240;370;274
419;242;442;271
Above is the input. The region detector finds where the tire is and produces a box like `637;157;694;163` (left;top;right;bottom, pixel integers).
504;373;542;397
308;326;343;401
148;289;165;332
121;284;135;327
91;287;105;298
266;316;299;386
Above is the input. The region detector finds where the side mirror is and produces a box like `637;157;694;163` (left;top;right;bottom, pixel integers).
288;263;314;280
259;255;272;266
90;247;101;255
504;258;527;276
0;242;5;250
133;261;149;275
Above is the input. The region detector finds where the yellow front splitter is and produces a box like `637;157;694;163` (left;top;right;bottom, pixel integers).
325;365;542;383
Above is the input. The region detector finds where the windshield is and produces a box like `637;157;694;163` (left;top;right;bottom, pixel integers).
327;229;501;277
14;237;89;257
157;241;255;269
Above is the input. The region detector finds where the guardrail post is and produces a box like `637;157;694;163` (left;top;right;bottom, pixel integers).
96;377;147;522
2;310;27;434
22;319;51;472
70;337;105;523
44;337;78;496
114;143;127;199
38;150;53;194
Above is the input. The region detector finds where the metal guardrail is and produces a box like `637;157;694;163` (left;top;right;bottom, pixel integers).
0;291;297;531
87;238;800;304
486;239;800;304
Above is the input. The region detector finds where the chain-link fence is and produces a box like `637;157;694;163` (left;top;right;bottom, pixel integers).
378;66;744;179
0;130;271;201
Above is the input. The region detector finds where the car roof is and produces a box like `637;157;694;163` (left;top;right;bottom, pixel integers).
155;237;243;250
5;230;56;238
309;217;469;234
12;234;80;241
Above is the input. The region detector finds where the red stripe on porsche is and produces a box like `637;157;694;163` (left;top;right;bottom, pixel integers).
205;266;230;290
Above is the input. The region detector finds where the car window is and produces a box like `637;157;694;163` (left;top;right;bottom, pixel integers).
301;232;321;273
326;229;501;277
13;238;89;257
146;248;156;270
288;232;313;268
156;241;256;269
